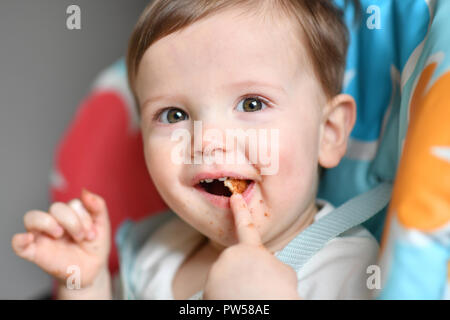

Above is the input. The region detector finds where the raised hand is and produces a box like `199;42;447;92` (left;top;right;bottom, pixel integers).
11;189;111;289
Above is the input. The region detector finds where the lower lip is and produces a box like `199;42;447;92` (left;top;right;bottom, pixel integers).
195;181;255;209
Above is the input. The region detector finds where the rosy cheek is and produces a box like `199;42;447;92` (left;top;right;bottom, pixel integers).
277;141;307;180
262;133;317;209
145;140;177;187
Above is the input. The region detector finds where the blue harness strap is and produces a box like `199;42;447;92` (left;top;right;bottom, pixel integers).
276;182;392;272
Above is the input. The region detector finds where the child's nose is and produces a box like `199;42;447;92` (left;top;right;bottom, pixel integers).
188;121;250;167
192;122;228;160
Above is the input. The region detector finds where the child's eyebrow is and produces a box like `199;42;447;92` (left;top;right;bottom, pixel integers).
222;80;287;96
142;80;286;110
142;93;185;110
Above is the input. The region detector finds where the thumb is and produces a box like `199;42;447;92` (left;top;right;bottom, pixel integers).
80;189;110;227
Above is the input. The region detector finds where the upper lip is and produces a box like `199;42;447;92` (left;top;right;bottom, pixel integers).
191;171;259;186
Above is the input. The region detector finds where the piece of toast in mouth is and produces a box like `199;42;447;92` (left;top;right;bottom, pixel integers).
224;178;248;194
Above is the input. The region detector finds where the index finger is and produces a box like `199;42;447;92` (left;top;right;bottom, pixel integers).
230;193;262;246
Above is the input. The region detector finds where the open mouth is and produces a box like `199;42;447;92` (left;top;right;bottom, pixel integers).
196;178;252;197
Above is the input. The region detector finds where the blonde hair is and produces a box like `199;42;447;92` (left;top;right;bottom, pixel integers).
127;0;358;108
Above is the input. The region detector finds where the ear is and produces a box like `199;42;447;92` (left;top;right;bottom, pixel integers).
318;94;356;168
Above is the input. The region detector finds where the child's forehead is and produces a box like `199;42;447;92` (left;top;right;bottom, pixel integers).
137;8;313;92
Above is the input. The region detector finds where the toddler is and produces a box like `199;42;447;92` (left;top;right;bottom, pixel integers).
12;0;379;299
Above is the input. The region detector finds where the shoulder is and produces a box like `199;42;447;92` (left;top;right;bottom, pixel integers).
115;209;176;253
115;210;205;299
297;200;380;299
298;226;380;299
114;210;177;299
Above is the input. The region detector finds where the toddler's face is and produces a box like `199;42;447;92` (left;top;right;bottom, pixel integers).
135;9;329;250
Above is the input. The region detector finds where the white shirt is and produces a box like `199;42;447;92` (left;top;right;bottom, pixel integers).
128;199;380;300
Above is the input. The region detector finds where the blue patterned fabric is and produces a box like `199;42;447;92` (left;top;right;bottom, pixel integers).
319;0;431;241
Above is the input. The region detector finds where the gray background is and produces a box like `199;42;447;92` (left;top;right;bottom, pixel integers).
0;0;149;299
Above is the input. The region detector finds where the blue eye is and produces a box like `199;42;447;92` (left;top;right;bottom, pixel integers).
236;96;269;112
158;108;189;124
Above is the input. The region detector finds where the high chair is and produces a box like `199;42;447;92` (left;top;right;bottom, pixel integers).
51;0;450;299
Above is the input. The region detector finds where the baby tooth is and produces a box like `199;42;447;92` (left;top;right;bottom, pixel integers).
218;177;227;181
204;179;214;183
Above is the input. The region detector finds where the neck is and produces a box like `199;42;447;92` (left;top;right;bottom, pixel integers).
264;200;319;253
